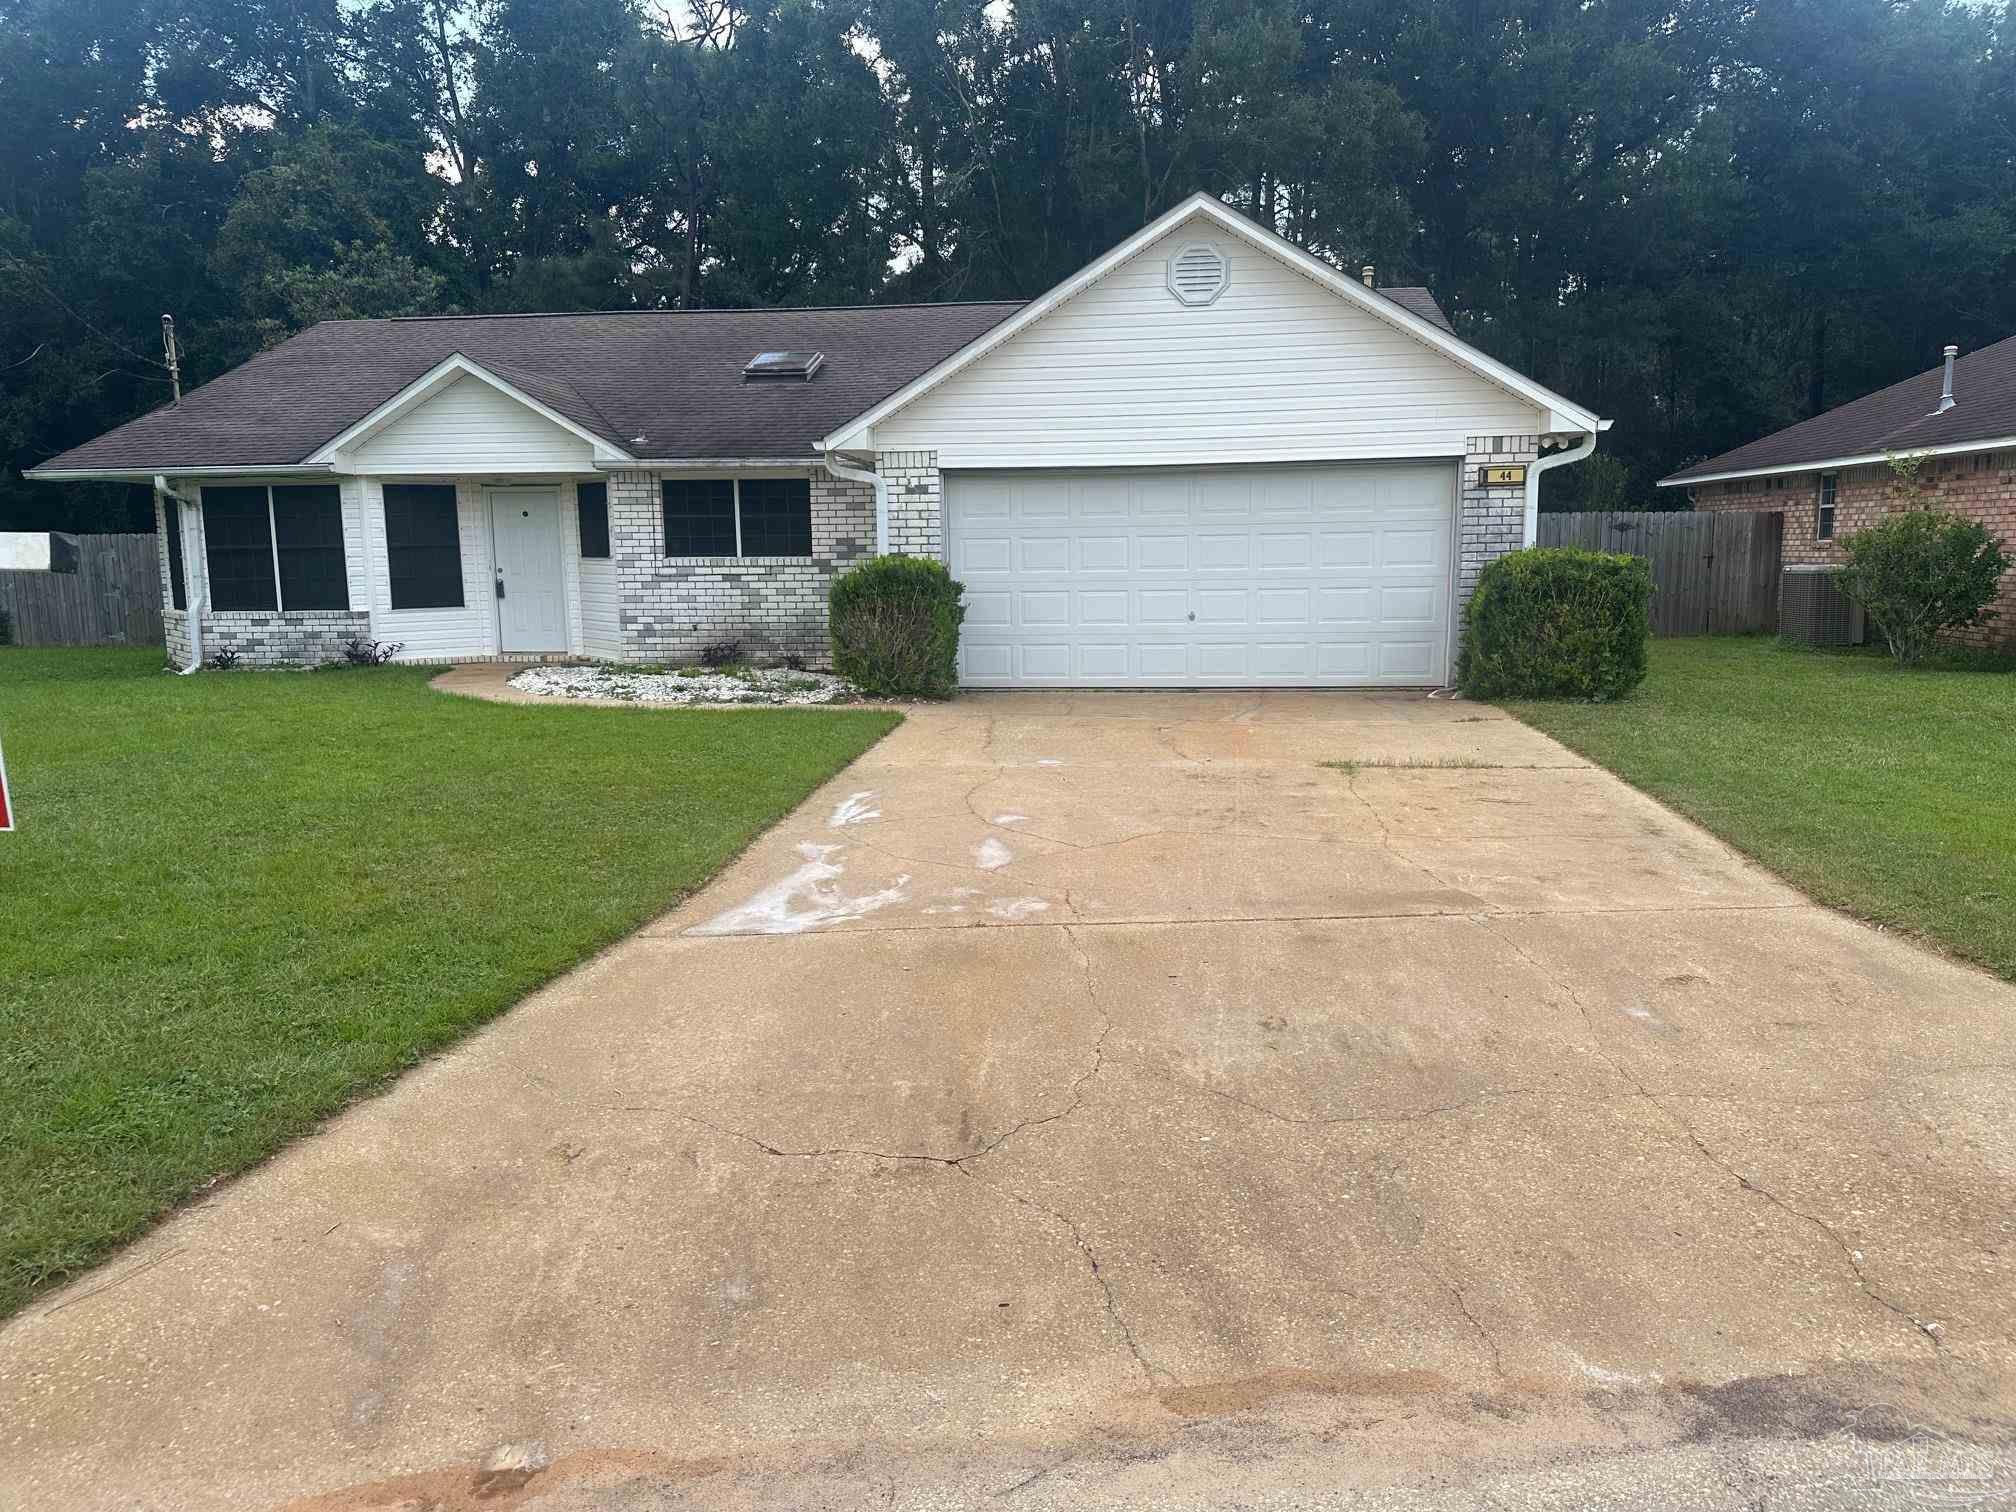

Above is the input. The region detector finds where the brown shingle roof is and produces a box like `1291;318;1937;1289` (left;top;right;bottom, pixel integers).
29;303;1025;475
1376;286;1454;334
31;278;1463;477
1662;334;2016;485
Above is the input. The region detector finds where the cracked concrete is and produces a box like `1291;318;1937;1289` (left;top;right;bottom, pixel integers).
3;689;2014;1511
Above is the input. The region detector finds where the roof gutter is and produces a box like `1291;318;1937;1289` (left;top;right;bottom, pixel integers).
1657;431;2016;489
154;475;202;674
26;465;335;483
1524;431;1602;546
820;452;888;555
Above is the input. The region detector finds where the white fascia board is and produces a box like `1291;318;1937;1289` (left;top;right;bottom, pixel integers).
820;191;1605;452
304;352;633;471
623;457;819;471
1659;433;2016;488
24;464;336;482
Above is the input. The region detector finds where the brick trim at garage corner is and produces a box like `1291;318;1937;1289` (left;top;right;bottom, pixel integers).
0;734;13;831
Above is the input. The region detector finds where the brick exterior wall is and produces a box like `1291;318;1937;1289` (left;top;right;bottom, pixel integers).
879;450;943;557
1695;451;2016;649
605;469;875;665
1461;434;1540;605
203;609;372;665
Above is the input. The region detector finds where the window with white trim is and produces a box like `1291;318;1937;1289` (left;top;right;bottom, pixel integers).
660;478;811;558
1817;473;1837;541
200;484;347;612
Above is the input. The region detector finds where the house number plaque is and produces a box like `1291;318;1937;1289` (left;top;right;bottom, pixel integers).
1480;465;1528;485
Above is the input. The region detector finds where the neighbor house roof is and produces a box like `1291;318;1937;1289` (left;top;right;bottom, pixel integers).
27;259;1462;480
1661;333;2016;487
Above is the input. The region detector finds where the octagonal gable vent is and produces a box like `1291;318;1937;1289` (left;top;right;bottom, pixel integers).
1166;241;1229;306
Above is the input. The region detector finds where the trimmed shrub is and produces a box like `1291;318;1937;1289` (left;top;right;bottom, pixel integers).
829;554;966;698
1836;507;2010;668
1459;547;1651;700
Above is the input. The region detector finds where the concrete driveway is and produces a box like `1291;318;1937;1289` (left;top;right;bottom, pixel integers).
4;692;2014;1510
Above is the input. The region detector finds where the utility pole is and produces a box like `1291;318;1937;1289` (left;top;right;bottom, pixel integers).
161;314;181;402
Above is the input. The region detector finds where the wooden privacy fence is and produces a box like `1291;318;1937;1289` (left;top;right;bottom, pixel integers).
0;533;164;647
1537;510;1783;636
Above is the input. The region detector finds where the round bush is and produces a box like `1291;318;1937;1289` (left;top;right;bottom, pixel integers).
1458;547;1651;700
829;554;967;698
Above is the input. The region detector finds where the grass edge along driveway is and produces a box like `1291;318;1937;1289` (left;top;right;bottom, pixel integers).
0;648;899;1317
1504;636;2016;984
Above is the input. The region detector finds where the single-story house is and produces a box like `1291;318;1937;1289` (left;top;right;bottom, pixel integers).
1661;335;2016;648
30;192;1607;687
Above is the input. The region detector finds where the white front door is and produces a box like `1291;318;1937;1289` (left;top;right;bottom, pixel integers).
489;488;567;653
946;463;1457;687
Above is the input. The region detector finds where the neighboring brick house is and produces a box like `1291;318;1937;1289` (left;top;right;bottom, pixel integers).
30;193;1606;686
1661;336;2016;648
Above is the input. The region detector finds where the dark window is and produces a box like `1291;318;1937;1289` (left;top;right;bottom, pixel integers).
737;478;813;557
272;485;347;610
662;479;738;556
202;486;278;611
578;481;610;559
383;484;465;610
1817;474;1837;541
162;501;187;611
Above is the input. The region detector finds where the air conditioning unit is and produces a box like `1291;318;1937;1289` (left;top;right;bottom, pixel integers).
1779;565;1864;646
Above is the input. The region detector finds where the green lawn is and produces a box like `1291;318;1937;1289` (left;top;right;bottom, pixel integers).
0;648;898;1316
1505;637;2016;981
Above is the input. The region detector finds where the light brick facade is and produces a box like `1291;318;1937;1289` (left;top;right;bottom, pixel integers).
879;450;944;558
1696;451;2016;649
1460;434;1541;604
605;468;874;666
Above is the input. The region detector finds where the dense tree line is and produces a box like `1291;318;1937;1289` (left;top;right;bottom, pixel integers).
3;0;2013;530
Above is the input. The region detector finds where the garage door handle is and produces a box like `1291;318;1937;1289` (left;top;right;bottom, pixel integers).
1187;610;1195;621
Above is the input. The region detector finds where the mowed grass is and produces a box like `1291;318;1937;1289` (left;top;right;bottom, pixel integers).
1504;637;2016;980
0;648;898;1315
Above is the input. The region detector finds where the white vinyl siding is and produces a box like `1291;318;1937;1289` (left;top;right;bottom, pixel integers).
949;462;1456;687
362;477;499;660
873;216;1542;467
578;560;621;656
349;376;596;474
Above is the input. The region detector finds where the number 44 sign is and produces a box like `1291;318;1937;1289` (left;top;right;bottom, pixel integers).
0;735;12;832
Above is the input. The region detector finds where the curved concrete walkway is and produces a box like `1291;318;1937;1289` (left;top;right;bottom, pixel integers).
3;691;2012;1510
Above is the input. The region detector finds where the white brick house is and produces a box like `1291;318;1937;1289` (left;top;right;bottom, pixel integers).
31;193;1606;686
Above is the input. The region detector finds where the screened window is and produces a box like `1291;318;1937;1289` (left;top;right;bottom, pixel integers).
1817;474;1837;541
163;501;187;611
738;478;813;557
578;481;610;559
199;484;349;612
273;485;347;609
661;477;811;558
382;484;465;610
662;479;739;556
202;486;279;611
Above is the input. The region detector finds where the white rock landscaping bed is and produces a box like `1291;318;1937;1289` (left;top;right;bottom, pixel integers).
509;664;859;706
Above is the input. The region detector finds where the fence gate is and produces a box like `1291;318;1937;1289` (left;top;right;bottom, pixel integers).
0;533;165;647
1537;510;1783;636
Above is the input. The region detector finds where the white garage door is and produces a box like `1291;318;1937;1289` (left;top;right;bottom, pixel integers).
947;463;1456;687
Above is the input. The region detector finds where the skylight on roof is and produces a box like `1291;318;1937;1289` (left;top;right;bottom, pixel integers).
744;350;825;381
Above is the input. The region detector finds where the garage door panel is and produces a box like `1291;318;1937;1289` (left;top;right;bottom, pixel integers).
949;463;1454;687
1256;532;1312;570
1256;588;1311;624
1077;589;1130;625
1078;535;1129;572
1194;588;1249;624
960;536;1013;574
1018;536;1070;573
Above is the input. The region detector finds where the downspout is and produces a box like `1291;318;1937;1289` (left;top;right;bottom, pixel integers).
821;452;889;556
155;475;202;673
1523;431;1600;546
